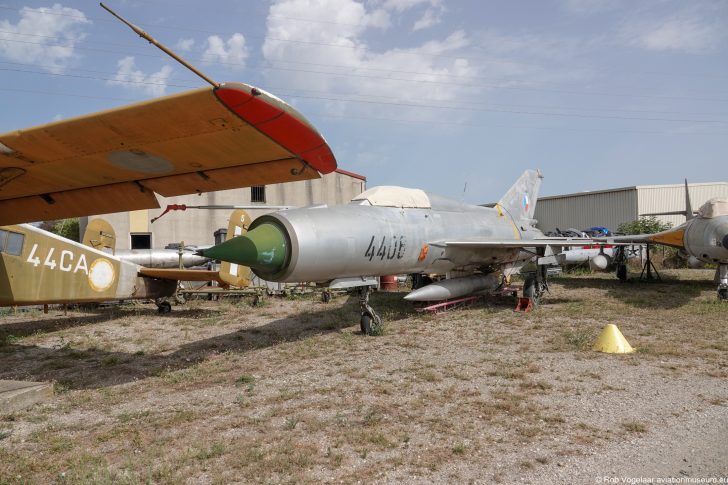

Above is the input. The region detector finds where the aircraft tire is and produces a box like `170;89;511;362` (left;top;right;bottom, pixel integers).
157;301;172;314
719;288;728;301
617;264;628;281
523;277;536;299
360;312;382;336
322;290;331;303
360;313;371;335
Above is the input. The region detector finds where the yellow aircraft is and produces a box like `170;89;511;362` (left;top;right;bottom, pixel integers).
0;5;336;226
0;210;252;312
0;79;336;226
0;4;335;309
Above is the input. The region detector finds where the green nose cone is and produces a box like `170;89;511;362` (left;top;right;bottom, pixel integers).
202;222;288;274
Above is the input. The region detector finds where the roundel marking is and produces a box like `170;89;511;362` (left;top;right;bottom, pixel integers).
88;258;116;292
523;193;529;212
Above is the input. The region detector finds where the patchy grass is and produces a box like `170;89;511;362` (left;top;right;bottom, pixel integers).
621;421;648;433
0;270;725;483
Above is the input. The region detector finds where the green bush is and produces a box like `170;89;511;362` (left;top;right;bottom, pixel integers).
51;218;80;242
617;216;671;235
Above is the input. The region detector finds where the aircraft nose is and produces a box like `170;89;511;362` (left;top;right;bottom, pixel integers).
201;222;289;273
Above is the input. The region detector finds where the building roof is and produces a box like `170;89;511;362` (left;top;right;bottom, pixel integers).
335;168;367;181
539;181;727;201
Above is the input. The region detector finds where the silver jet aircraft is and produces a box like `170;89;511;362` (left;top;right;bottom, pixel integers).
202;170;592;334
597;187;728;300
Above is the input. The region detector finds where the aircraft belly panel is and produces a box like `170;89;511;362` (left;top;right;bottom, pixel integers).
0;182;160;226
141;158;319;197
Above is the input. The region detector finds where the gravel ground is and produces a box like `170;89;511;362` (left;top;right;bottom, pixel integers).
0;269;726;484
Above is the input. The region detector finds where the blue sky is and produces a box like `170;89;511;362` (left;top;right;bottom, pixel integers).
1;0;726;203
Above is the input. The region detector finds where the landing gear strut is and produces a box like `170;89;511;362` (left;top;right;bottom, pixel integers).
358;286;382;336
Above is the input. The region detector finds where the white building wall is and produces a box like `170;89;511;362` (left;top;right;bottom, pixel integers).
83;170;365;250
637;182;728;227
534;181;728;233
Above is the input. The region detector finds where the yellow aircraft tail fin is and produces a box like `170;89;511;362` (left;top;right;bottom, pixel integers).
82;219;116;254
219;209;252;287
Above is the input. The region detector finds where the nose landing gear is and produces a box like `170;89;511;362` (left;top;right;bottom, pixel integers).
358;285;382;336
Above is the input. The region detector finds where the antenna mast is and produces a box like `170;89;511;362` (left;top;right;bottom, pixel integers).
100;2;219;88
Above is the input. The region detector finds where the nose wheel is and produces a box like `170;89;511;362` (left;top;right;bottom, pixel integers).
358;286;382;336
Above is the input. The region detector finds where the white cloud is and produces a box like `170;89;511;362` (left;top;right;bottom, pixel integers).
107;56;173;97
413;5;444;31
0;3;90;73
176;38;195;52
620;13;722;53
376;0;444;30
202;33;248;68
262;0;475;119
379;0;436;13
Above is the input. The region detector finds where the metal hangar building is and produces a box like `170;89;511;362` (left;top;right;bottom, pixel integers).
534;181;728;233
82;169;366;250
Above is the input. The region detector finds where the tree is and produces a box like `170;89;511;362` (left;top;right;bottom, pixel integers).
617;216;672;235
51;218;80;242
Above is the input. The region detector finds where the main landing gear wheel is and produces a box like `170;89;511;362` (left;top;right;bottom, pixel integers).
523;277;536;299
156;301;172;314
522;277;540;307
719;288;728;301
523;272;548;307
358;286;382;336
616;264;628;282
322;290;332;303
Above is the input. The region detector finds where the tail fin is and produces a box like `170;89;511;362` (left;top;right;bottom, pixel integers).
219;209;252;288
497;169;543;221
684;179;694;221
82;218;116;254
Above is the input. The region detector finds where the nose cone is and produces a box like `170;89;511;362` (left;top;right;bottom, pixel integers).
201;222;288;273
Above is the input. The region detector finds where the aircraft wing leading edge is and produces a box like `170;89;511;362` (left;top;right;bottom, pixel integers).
0;82;337;225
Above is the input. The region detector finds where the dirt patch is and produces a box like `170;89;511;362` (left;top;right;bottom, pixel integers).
1;270;726;484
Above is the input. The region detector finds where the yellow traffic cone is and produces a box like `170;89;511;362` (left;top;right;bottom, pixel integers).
592;324;635;353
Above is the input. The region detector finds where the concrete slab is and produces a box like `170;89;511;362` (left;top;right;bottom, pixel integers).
0;380;53;414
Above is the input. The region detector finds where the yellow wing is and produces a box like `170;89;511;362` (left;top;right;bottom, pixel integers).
0;82;336;225
138;268;227;286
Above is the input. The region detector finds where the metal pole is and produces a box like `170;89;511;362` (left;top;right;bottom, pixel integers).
100;3;219;88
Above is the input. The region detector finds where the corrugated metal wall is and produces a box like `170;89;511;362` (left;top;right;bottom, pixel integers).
637;182;728;227
534;188;638;233
535;181;728;233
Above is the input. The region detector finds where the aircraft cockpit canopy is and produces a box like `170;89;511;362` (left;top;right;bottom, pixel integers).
698;198;728;218
350;186;431;208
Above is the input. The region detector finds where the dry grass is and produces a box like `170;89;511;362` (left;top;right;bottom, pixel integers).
0;269;726;483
